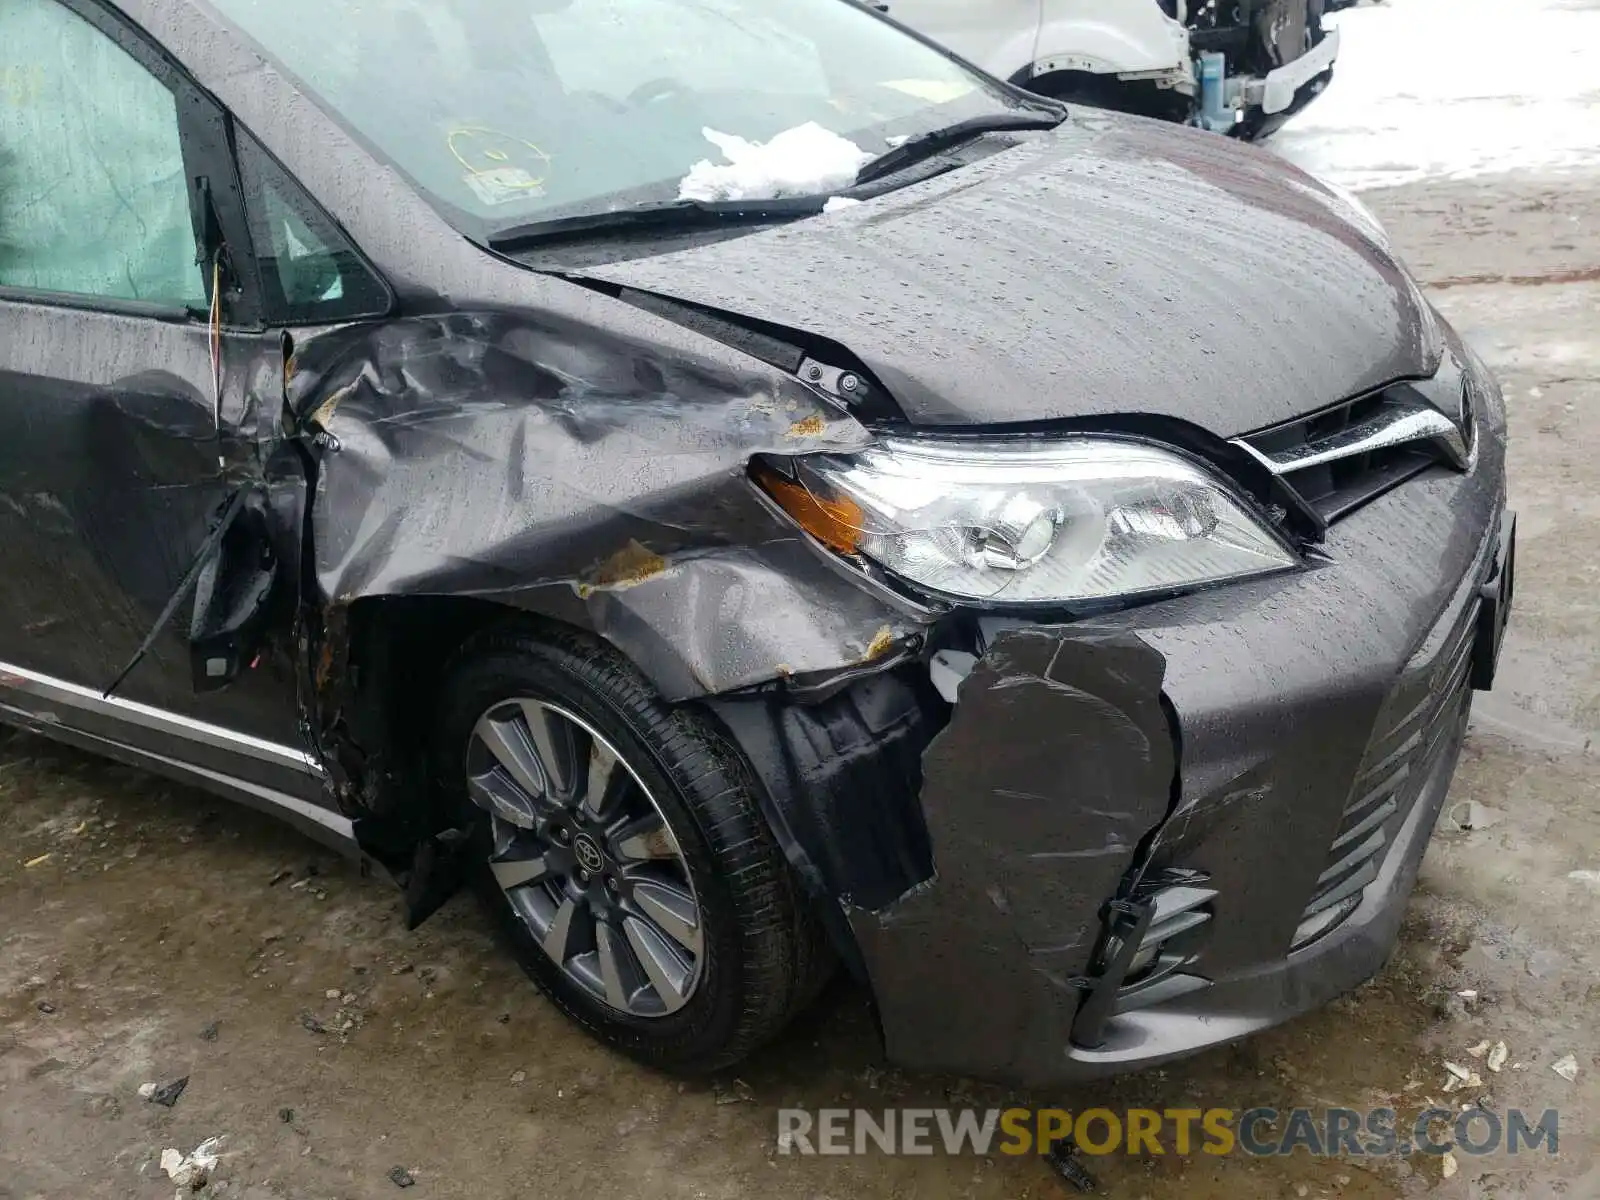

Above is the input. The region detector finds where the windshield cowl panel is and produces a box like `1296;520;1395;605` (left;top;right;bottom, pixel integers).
208;0;1027;239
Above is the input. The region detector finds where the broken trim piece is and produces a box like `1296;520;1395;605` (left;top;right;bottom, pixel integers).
101;486;256;699
847;626;1176;1084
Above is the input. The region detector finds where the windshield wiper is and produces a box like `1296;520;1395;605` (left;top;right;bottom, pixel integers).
485;110;1066;250
486;196;826;251
854;107;1066;187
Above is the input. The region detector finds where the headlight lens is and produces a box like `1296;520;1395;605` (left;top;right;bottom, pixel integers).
759;437;1298;604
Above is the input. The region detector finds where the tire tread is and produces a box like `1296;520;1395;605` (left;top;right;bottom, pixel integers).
433;620;830;1073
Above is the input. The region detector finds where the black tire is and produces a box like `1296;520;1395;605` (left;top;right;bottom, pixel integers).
433;621;831;1073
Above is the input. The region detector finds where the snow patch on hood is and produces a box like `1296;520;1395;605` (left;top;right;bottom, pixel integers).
677;123;872;202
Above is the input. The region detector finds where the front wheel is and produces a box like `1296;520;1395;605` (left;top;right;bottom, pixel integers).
433;623;830;1073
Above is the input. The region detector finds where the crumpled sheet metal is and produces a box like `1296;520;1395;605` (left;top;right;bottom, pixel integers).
850;626;1174;1085
287;312;925;700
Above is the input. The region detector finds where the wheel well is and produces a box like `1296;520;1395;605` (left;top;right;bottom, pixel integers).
337;595;587;831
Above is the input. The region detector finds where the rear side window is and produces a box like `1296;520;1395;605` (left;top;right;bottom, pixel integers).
234;126;389;324
0;0;203;307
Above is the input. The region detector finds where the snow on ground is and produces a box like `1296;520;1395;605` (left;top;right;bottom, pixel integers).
1272;0;1600;190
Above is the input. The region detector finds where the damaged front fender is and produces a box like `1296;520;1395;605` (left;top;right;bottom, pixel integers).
243;305;939;904
290;311;926;703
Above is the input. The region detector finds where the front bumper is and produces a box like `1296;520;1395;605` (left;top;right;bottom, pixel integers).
1250;26;1340;115
830;414;1509;1086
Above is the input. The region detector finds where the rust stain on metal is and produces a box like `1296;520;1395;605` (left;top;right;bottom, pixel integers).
580;540;669;597
786;414;827;438
314;637;338;690
864;624;895;661
309;380;358;429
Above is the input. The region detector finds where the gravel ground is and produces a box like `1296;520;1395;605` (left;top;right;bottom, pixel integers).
3;169;1599;1200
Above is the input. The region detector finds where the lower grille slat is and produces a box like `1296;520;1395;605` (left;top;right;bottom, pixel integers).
1346;762;1410;818
1301;856;1382;920
1292;585;1484;950
1330;796;1399;852
1316;828;1387;888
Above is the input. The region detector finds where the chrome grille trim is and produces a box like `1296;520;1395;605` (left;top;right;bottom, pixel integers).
1233;374;1477;524
1233;393;1470;477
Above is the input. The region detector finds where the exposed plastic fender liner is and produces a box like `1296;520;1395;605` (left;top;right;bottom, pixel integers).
850;627;1175;1085
706;667;946;979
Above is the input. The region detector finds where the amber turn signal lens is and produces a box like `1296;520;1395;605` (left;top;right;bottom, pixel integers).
751;463;863;555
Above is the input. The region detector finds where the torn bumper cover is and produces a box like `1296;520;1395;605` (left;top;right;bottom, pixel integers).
728;423;1508;1086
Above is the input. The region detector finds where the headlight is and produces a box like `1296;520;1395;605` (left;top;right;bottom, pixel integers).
756;437;1298;605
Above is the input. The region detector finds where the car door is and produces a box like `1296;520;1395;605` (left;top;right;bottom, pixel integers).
0;0;308;767
876;0;1044;79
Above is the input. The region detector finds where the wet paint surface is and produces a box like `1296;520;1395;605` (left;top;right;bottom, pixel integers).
0;0;1593;1191
591;112;1436;433
0;0;1534;1134
0;0;1593;1194
839;357;1506;1082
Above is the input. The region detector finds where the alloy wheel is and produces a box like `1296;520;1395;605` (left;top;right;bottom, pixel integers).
465;698;703;1017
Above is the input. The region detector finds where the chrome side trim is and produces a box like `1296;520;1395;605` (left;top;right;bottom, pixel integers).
0;659;322;776
1232;395;1471;477
157;743;354;853
0;700;355;856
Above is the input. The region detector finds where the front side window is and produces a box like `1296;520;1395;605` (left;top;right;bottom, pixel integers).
235;126;390;324
0;0;203;307
207;0;1025;236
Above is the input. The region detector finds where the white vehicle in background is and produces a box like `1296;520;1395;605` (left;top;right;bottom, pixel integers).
880;0;1340;139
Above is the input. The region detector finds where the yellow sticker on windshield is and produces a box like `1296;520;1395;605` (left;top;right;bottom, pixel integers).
879;79;976;103
464;167;546;206
448;127;550;206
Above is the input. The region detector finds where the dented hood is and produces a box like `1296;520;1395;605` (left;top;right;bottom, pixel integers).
587;113;1439;436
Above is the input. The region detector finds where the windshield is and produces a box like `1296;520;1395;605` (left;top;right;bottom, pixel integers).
208;0;1028;237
